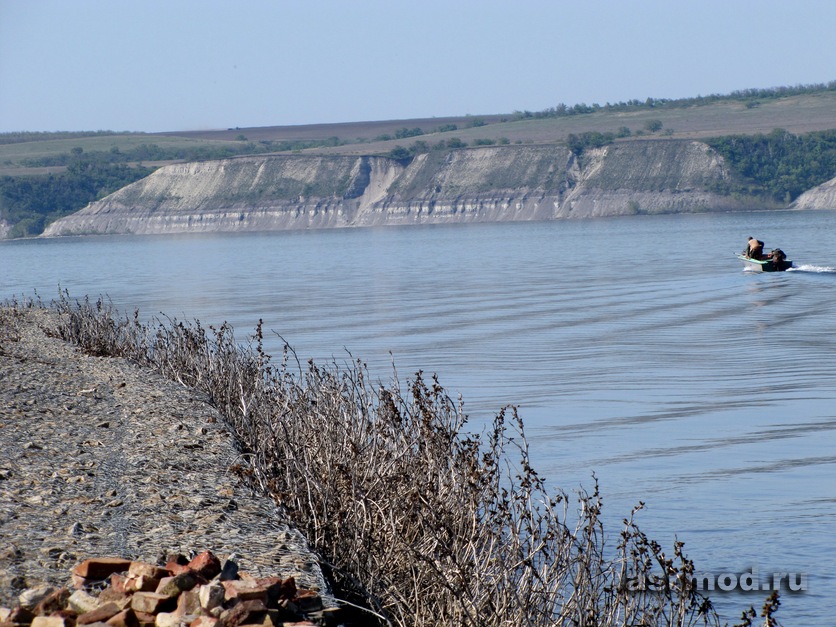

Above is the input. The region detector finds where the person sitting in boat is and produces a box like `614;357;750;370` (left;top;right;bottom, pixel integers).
744;237;765;259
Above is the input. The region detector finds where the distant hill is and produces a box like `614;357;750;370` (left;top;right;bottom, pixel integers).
3;82;836;238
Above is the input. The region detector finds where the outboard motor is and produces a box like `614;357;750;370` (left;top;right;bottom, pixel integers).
771;248;786;270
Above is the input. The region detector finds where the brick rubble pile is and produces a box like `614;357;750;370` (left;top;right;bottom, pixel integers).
0;551;340;627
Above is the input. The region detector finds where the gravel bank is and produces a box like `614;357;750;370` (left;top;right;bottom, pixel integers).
0;307;328;607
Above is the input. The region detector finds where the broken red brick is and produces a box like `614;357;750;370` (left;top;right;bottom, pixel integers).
129;593;175;615
174;590;200;617
5;551;323;627
186;552;220;580
121;575;158;594
109;575;130;595
163;556;189;576
31;617;70;627
77;602;122;625
95;588;130;608
34;589;71;616
104;610;139;627
71;559;132;581
156;571;201;597
70;575;92;590
218;600;267;627
127;563;167;581
130;612;155;627
196;584;224;612
220;580;268;603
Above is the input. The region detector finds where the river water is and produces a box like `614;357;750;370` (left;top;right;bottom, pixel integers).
4;210;836;623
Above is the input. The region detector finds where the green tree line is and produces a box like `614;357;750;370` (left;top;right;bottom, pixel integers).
16;138;347;169
0;158;155;237
0;130;131;146
519;81;836;120
707;128;836;202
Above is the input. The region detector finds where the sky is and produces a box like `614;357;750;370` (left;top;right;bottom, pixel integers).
1;0;835;134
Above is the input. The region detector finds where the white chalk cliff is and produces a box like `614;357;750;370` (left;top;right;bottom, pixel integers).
43;141;747;237
791;175;836;210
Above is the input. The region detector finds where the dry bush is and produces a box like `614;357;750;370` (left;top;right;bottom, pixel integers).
0;294;44;351
0;301;25;350
46;292;782;627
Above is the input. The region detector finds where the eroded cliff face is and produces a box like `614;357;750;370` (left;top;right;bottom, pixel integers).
559;140;734;217
791;176;836;210
42;156;398;236
42;140;745;237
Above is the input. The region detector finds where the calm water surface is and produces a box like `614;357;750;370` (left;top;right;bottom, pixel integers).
4;210;836;623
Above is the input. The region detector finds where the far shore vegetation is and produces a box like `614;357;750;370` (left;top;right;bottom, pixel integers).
2;81;836;238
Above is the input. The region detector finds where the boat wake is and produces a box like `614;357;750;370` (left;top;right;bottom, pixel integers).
790;264;836;273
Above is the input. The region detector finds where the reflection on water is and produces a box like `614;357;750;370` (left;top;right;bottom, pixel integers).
4;210;836;623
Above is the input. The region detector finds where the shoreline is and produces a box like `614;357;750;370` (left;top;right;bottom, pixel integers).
0;307;328;606
2;299;763;625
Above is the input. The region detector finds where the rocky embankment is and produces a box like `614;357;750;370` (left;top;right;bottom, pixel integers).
0;308;329;612
42;140;750;237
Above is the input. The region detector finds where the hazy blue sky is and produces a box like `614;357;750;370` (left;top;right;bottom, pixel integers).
2;0;835;133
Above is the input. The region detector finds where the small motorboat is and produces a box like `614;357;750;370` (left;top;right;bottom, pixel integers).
736;249;792;272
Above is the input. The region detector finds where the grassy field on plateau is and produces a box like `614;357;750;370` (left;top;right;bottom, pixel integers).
3;90;836;174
